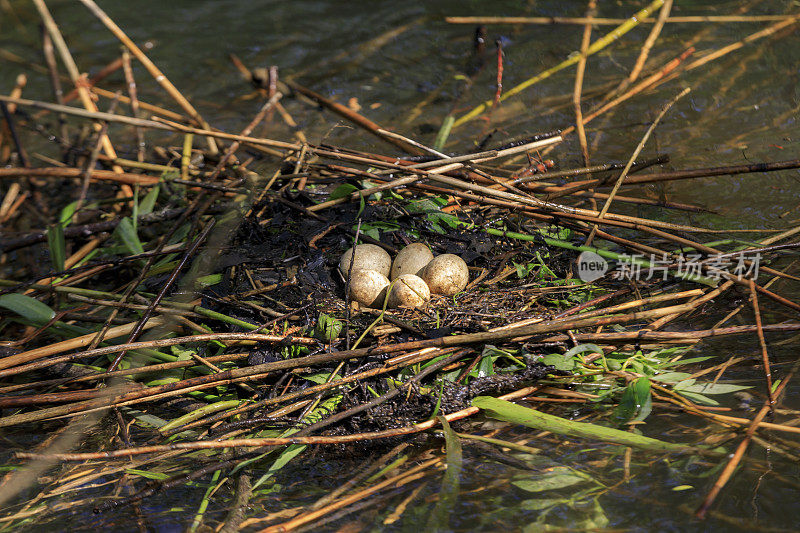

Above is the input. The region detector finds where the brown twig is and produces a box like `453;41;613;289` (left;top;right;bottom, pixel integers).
572;1;596;167
695;366;796;518
77;0;219;154
748;279;775;405
585;87;689;245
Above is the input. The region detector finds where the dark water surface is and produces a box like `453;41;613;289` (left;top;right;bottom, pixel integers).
1;0;800;531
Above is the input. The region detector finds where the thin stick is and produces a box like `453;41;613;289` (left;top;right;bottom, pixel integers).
0;318;166;371
107;219;216;371
573;1;596;167
75;96;120;214
624;0;672;88
77;0;218;154
208;92;283;180
287;80;424;155
748;279;775;405
0;95;299;151
445;15;798;25
32;0;123;173
120;48;145;162
695;367;796;518
0;102;28;167
40;28;69;153
585;87;689;245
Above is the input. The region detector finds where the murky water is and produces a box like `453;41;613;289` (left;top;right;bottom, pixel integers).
1;0;799;531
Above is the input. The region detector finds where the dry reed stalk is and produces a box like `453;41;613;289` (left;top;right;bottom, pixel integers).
682;15;800;75
77;0;219;154
0;352;249;395
208;92;283;180
0;95;302;152
120;48;145;162
0;317;167;371
748;279;775;406
15;386;546;460
572;2;596;167
32;0;124;175
0;166;170;185
619;0;672;92
545;158;800;197
287;80;424;155
584;87;689;246
547;47;694;152
444;15;798;25
258;458;442;533
695;367;796;518
0;182;21;220
90;85;186;121
533;323;800;345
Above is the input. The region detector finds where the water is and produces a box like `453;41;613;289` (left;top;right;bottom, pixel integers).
1;0;799;531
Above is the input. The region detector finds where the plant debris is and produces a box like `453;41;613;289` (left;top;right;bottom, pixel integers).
1;1;800;531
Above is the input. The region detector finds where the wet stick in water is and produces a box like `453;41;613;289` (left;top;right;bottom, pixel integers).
695;365;797;519
572;1;596;169
120;47;145;162
584;87;690;246
32;0;125;176
454;0;665;127
77;0;219;154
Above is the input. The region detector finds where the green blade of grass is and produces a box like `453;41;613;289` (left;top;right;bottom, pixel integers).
46;224;66;272
472;396;719;455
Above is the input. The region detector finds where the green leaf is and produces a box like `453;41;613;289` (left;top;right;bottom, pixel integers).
46;224;66;272
0;293;55;325
563;343;603;358
427;416;462;530
196;273;222;287
59;201;78;227
512;467;587;493
139;185;159;216
125;468;170;481
301;372;338;384
114;217;144;256
677;390;719;406
171;346;196;361
514;261;535;279
327;183;359;201
662;356;714;367
472;396;711;454
357;193;366;217
473;355;495;378
541;353;575;371
520;498;563;511
676;382;752;395
252;444;307;490
653;372;692;383
313;313;342;342
614;377;652;423
302;394;343;425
